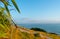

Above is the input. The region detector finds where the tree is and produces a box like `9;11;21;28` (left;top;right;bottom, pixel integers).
0;0;20;27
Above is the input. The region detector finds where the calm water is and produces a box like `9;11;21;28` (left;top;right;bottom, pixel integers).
18;23;60;34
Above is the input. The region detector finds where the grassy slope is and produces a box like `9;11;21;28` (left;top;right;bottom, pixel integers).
0;26;60;39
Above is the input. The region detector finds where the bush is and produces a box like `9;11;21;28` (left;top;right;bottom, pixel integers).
49;32;57;35
30;27;46;32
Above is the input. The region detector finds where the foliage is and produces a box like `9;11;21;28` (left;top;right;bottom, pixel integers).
49;32;57;35
0;0;20;38
0;0;20;27
0;7;10;38
30;27;47;32
0;0;20;16
0;31;6;37
0;0;60;39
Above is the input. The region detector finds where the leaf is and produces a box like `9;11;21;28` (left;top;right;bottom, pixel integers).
0;31;6;37
5;4;11;17
11;0;20;13
0;7;5;13
0;24;6;30
1;0;11;17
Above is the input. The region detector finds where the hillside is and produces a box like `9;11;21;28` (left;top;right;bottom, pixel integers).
0;26;60;39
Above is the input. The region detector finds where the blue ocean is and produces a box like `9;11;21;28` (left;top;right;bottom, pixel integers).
18;23;60;34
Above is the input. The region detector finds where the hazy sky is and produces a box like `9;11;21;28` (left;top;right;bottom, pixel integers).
10;0;60;24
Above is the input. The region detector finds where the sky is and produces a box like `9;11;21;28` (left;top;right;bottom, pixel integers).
10;0;60;24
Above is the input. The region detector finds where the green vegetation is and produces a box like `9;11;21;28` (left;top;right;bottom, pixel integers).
0;7;11;37
0;0;20;38
0;0;20;27
0;0;60;39
0;0;20;15
49;32;58;35
30;28;47;32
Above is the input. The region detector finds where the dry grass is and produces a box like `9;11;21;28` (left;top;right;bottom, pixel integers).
0;26;60;39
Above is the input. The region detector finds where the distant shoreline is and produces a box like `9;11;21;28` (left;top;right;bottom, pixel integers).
17;23;60;34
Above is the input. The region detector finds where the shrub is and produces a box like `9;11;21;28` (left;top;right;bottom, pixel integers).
30;27;46;32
